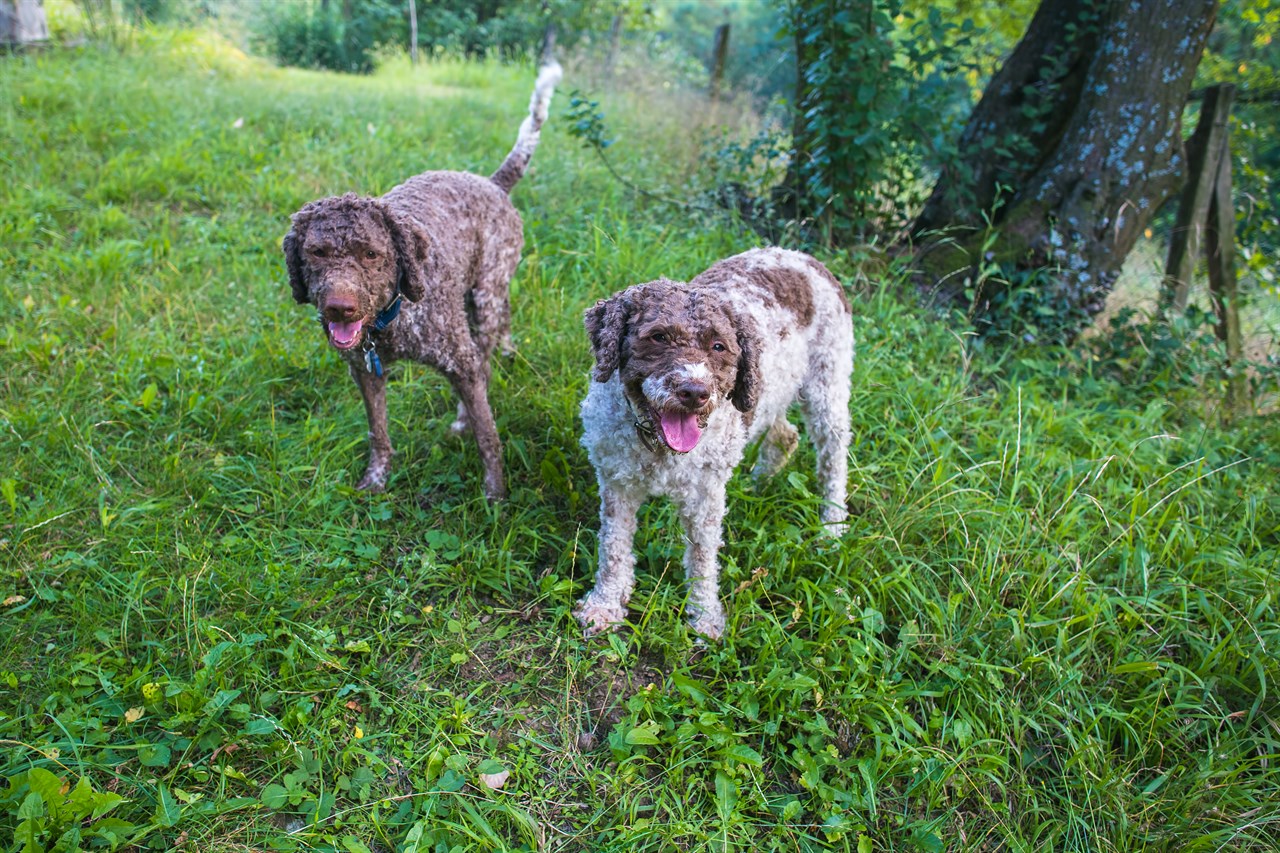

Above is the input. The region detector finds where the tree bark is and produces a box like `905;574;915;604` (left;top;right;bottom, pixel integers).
0;0;49;46
913;0;1218;342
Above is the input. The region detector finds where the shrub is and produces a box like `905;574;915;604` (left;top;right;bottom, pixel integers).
253;0;402;74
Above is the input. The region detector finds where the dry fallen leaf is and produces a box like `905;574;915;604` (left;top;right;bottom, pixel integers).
478;769;510;790
3;595;26;607
124;706;144;723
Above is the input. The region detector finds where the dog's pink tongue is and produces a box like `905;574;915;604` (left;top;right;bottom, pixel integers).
328;320;362;346
659;412;702;453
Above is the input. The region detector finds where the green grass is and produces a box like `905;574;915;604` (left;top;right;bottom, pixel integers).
2;29;1279;853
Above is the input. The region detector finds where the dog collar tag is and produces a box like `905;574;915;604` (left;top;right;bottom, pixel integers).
364;345;383;377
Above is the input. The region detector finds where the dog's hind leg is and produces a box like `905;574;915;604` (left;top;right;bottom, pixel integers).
751;416;799;480
470;239;520;360
445;359;506;502
799;351;852;534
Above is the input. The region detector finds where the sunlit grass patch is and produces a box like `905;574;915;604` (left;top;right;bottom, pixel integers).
1;29;1278;853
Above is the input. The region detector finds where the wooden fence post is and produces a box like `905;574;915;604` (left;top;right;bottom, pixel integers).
1203;86;1248;416
710;23;730;100
1162;85;1233;313
408;0;418;65
604;11;622;79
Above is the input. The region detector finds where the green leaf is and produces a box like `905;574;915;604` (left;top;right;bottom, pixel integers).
782;674;819;690
24;768;64;806
714;771;737;820
672;672;710;704
624;726;660;746
403;821;427;853
243;717;277;736
138;743;172;767
260;784;289;809
90;791;126;820
154;784;182;828
17;790;45;821
138;381;158;409
726;745;763;767
1113;661;1160;674
437;769;465;793
341;836;373;853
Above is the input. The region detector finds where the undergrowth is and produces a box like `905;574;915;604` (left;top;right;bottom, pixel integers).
1;29;1278;852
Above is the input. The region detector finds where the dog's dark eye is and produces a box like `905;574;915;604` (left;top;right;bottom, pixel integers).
651;332;668;343
364;250;377;260
711;342;727;353
311;247;329;258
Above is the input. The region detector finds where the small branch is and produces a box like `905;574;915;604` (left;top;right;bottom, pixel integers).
1188;86;1280;105
588;146;718;212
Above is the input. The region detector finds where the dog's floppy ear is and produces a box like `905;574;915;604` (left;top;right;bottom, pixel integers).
281;207;313;305
730;311;761;413
584;293;632;382
378;203;430;302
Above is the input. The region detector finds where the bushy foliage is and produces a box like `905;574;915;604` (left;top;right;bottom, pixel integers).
252;0;403;74
660;1;793;102
420;1;618;58
2;769;138;850
412;0;546;58
1074;306;1280;412
772;0;978;244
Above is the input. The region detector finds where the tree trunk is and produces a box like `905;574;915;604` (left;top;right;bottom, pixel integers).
912;0;1218;343
0;0;49;46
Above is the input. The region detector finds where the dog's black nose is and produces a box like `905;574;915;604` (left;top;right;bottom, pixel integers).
323;296;359;322
676;381;711;408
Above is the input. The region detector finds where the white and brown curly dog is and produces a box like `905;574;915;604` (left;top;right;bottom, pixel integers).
575;247;854;639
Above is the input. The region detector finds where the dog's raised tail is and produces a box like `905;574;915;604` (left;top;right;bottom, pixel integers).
491;61;563;194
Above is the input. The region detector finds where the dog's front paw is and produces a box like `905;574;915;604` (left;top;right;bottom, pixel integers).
575;598;627;636
686;607;725;641
820;505;849;538
482;472;507;503
355;471;387;493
